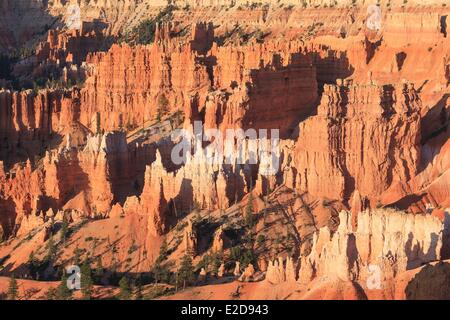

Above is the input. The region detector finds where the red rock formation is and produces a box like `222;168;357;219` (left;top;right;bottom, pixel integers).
266;257;288;284
0;160;43;236
182;220;197;254
211;225;229;252
36;28;107;66
0;89;78;160
298;209;445;285
80;42;211;132
381;127;450;212
80;35;318;137
293;82;422;205
238;264;256;282
122;161;170;237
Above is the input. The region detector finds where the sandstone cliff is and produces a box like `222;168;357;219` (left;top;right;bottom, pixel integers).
298;209;445;287
0;2;448;301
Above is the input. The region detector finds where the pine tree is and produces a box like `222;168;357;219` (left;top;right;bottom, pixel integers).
134;277;143;300
245;192;256;228
57;272;73;300
152;238;170;284
95;256;104;279
60;216;69;243
174;270;179;292
178;254;194;289
28;251;39;279
152;259;163;284
118;277;131;300
80;261;93;300
7;275;18;300
211;252;222;275
46;287;57;300
156;94;169;122
159;238;169;260
73;248;82;265
241;249;255;268
45;235;56;263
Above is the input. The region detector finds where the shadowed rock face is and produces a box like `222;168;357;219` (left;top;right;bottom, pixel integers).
405;262;450;300
293;82;422;203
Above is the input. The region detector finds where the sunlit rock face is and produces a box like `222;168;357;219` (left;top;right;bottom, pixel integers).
298;209;445;284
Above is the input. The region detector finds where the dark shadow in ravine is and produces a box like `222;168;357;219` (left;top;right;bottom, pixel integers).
168;178;194;223
419;94;449;174
352;281;368;300
0;197;16;240
0;2;62;52
236;49;354;140
405;231;441;270
385;94;449;212
405;261;450;300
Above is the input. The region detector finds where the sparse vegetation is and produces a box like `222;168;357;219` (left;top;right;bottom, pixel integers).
254;29;267;43
72;247;84;265
177;254;195;289
256;234;265;246
61;217;69;243
245;193;257;229
152;259;171;284
45;235;57;263
175;221;188;232
229;246;255;268
119;5;176;45
210;252;222;275
7;275;18;300
215;24;269;46
118;277;131;300
57;272;73;300
196;251;221;274
28;250;40;279
81;260;93;300
151;238;171;284
144;285;171;300
45;287;58;300
94;256;104;279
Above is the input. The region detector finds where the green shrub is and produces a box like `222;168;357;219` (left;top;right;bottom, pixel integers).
120;5;176;45
256;234;265;246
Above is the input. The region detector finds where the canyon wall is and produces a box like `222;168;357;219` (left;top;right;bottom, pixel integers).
298;209;445;285
1;6;448;239
0;89;79;166
265;208;447;295
291;81;422;205
36;28;108;67
80;35;318;137
0;5;448;301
